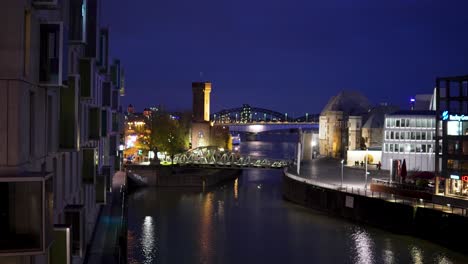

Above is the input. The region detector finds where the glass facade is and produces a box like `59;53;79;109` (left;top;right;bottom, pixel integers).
435;76;468;196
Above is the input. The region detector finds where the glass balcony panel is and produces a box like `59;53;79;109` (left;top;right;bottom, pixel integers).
0;173;53;255
82;148;96;184
79;58;94;98
50;225;71;264
88;107;101;140
64;206;85;257
60;76;79;150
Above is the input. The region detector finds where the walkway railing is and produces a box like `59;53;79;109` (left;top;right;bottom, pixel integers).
285;170;468;217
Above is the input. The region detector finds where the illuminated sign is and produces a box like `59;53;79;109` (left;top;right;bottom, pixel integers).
462;176;468;182
450;174;460;180
442;111;468;121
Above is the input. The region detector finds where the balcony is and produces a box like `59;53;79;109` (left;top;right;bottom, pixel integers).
82;148;96;184
39;22;68;86
64;205;85;257
111;112;119;132
98;28;109;72
49;225;71;264
110;59;121;87
88;107;101;140
59;75;79;151
101;166;112;192
101;109;108;137
80;58;94;99
95;173;107;204
69;0;87;43
0;172;53;256
102;81;111;107
109;134;117;155
111;90;119;110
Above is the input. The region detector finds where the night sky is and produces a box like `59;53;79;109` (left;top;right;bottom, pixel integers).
102;0;468;116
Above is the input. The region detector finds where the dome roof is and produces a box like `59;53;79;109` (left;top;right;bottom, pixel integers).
321;90;371;116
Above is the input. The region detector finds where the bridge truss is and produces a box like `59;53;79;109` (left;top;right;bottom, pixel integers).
212;104;315;123
171;146;290;169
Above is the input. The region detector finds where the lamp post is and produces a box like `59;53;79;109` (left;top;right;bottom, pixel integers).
306;113;309;122
341;159;344;189
365;148;368;190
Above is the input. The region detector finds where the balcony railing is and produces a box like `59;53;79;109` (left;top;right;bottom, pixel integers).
0;171;53;256
59;75;79;150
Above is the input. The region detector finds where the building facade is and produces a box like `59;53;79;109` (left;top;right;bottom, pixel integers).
435;75;468;197
0;1;124;263
381;111;437;173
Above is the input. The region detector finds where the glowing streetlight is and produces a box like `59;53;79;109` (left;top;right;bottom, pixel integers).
306;112;309;122
365;148;369;190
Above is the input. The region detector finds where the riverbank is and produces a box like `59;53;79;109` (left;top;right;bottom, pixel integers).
283;170;468;254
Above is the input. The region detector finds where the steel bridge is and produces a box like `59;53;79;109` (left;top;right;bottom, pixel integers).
212;104;319;123
168;146;290;169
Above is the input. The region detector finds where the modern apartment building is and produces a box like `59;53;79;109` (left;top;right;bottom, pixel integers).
0;1;124;263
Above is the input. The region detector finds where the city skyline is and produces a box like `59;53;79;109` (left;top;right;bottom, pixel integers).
103;0;468;114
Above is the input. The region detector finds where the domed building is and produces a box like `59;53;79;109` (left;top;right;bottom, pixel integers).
319;91;398;159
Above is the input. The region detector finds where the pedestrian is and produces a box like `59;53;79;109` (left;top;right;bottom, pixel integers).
360;161;364;167
377;161;382;170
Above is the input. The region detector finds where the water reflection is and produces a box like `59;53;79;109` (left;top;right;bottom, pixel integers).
410;246;423;264
141;216;156;263
382;238;394;264
351;228;374;264
199;192;214;264
234;178;239;200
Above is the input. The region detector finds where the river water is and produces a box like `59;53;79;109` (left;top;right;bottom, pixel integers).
127;133;468;264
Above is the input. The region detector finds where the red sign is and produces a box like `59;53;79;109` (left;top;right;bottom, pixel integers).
462;176;468;182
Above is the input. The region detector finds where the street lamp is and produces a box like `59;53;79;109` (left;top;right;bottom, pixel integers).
341;159;344;189
306;112;309;122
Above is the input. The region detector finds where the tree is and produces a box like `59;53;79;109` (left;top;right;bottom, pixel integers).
149;111;190;161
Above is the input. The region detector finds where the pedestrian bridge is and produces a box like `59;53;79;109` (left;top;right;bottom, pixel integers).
167;146;291;169
213;122;318;133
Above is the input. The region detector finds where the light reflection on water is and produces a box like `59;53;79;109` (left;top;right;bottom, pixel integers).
141;216;156;263
127;133;468;263
351;227;374;264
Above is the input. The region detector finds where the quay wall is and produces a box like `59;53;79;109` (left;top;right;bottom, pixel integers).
283;171;468;254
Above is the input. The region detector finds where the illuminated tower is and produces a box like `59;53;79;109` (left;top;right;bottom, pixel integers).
192;82;212;122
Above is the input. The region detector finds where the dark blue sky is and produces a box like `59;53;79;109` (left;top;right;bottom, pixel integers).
103;0;468;116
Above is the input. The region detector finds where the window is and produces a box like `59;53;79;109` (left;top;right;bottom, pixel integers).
390;131;394;139
399;144;405;152
421;132;426;140
386;119;390;128
405;144;411;153
416;144;422;152
410;119;416;127
422;145;427;153
394;143;399;153
396;119;400;127
47;95;53;152
416;132;421;140
395;132;400;140
411;132;415;140
400;119;405;127
385;144;388;152
416;119;421;128
406;119;410;127
400;132;405;140
410;144;415;153
390;144;394;152
422;119;427;128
